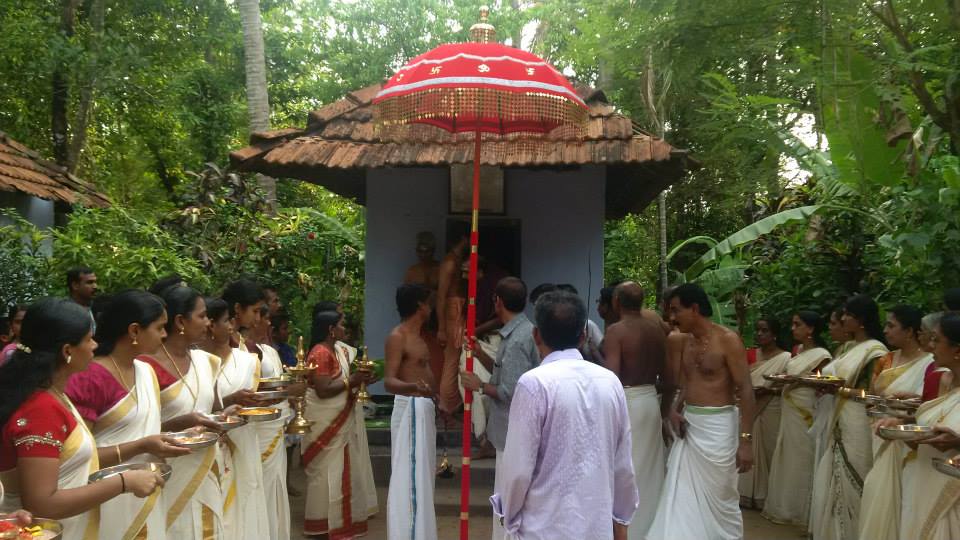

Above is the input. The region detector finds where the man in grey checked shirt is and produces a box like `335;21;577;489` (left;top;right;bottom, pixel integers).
460;276;540;540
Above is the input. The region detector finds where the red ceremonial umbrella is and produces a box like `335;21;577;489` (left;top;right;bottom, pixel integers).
372;8;586;539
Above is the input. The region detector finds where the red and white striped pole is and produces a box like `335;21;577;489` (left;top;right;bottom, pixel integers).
459;126;482;540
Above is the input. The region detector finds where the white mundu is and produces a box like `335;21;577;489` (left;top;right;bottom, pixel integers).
159;350;223;540
646;404;742;540
0;396;101;540
216;348;270;540
459;334;500;437
93;360;167;540
738;350;791;507
808;339;887;540
387;395;437;540
255;344;291;540
762;346;831;527
625;385;664;540
858;351;935;540
899;388;960;540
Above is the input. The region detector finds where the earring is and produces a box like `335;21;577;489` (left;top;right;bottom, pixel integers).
178;327;185;336
66;355;72;364
132;336;138;346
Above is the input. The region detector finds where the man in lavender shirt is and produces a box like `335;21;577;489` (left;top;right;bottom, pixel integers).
490;291;639;540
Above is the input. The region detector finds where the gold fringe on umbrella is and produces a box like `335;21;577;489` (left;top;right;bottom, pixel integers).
373;86;588;141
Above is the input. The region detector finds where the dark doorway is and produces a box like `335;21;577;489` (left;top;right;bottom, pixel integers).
445;217;521;277
446;217;521;324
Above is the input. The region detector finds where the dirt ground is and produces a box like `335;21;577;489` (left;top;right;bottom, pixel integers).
286;466;806;539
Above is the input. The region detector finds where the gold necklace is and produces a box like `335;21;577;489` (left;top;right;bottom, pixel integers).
108;355;137;401
215;350;235;386
162;343;198;405
692;329;712;368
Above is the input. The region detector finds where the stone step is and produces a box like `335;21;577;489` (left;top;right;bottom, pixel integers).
369;445;496;489
366;426;469;448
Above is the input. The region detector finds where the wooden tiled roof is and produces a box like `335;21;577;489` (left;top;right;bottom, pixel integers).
0;131;109;207
230;84;692;218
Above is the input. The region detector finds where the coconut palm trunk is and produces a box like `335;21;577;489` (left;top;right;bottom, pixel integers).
238;0;276;208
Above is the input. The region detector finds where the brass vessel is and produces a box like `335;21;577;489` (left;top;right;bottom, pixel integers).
437;448;454;478
353;346;375;404
285;336;316;435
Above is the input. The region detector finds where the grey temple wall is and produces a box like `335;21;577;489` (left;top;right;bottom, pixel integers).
363;165;605;393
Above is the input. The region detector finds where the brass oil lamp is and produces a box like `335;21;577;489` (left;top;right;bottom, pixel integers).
285;336;316;435
353;346;376;404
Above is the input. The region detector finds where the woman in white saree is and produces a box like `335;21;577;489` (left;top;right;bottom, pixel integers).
202;290;271;540
0;299;165;540
859;304;934;540
149;286;227;540
763;311;831;527
809;294;888;540
739;317;792;508
245;307;293;540
66;290;193;540
898;312;960;540
301;310;378;538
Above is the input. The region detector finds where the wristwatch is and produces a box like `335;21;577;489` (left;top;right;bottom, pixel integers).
739;432;753;442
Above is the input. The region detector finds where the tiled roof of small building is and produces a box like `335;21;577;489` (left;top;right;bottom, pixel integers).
230;84;692;218
0;131;109;207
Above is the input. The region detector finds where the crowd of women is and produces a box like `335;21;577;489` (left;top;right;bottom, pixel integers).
0;274;377;540
738;291;960;540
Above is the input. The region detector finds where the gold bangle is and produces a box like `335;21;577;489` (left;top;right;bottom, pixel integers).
115;444;122;463
343;378;350;394
739;432;753;442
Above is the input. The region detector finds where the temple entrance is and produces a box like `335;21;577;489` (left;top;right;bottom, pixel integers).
445;217;521;278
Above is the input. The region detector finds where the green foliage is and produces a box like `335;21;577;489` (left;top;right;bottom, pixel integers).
3;0;959;340
603;213;659;296
52;206;208;293
571;0;959;331
0;211;55;304
165;165;365;336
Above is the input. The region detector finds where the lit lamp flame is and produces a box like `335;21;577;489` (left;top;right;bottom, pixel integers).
861;389;866;399
815;369;822;377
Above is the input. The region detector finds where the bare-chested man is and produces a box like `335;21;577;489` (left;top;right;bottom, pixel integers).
436;234;469;413
403;231;445;391
647;283;755;540
602;282;667;539
384;283;438;540
403;231;440;290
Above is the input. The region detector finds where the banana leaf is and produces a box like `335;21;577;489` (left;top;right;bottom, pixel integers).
821;20;905;189
666;235;719;264
685;205;822;278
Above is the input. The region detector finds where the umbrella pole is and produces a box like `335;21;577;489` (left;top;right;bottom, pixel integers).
460;127;481;540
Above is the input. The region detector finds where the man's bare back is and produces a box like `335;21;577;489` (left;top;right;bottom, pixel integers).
604;310;668;387
384;323;436;397
438;254;466;300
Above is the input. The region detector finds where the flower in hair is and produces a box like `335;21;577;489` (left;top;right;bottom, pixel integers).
15;343;32;354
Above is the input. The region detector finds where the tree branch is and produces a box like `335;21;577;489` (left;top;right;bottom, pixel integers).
866;0;949;131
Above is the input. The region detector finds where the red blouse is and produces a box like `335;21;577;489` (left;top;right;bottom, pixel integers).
0;391;77;469
923;363;947;402
139;356;178;390
307;344;341;379
65;362;130;422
